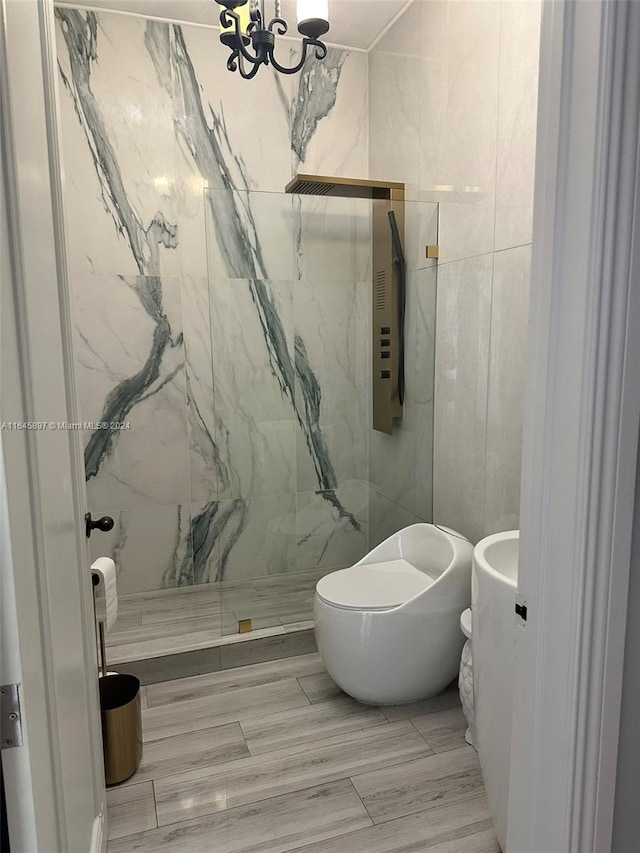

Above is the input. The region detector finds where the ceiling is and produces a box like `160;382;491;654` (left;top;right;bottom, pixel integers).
64;0;411;50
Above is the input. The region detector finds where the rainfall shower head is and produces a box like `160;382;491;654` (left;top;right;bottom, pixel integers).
286;177;334;196
285;174;404;200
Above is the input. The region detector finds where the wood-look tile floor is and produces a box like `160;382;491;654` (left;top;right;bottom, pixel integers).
106;653;499;853
108;571;326;665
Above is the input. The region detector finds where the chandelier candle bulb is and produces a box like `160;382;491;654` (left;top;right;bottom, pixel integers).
219;0;251;47
297;0;329;24
297;0;330;38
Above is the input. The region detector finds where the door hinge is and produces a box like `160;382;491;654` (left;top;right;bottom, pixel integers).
515;598;528;623
1;683;24;748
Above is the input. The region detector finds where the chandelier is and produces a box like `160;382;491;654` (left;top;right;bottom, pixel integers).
215;0;330;79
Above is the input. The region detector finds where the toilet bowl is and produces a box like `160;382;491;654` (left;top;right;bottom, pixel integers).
313;523;473;705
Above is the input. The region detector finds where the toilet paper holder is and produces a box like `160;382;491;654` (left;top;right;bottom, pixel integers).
91;572;108;678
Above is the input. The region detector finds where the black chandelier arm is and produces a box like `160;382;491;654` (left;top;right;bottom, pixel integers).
222;17;271;68
226;45;263;78
237;53;263;79
268;37;328;75
267;16;288;36
219;8;265;67
219;7;237;29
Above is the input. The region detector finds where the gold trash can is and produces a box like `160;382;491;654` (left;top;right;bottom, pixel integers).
99;673;143;786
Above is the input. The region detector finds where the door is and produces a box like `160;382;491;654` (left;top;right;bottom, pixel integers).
0;0;106;850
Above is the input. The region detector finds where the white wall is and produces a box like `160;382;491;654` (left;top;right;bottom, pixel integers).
369;0;541;542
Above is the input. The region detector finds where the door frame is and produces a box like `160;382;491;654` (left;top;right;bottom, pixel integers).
507;1;640;851
0;0;106;850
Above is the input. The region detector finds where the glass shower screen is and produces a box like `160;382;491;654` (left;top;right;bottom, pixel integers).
201;187;437;635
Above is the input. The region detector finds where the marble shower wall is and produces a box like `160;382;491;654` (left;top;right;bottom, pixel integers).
55;7;370;592
369;0;541;543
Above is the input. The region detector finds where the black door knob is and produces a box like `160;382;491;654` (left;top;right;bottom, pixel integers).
85;512;115;538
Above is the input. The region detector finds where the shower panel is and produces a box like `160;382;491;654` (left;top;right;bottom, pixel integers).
285;174;406;434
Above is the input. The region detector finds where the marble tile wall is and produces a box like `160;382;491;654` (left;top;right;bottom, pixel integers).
56;7;371;593
369;0;541;543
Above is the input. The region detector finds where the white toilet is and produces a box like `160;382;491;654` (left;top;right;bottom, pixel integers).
313;523;474;705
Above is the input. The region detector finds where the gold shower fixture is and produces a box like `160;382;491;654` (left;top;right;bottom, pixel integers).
286;174;406;434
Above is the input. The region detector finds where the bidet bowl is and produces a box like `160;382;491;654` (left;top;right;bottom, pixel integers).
472;529;519;852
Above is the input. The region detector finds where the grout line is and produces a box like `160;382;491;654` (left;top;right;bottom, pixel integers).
407;717;436;753
367;0;416;53
296;675;313;703
151;779;159;829
346;776;376;826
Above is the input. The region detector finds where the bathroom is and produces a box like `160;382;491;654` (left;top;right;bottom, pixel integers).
2;1;639;852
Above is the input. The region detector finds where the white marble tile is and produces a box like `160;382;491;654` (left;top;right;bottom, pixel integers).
433;255;493;544
484;245;531;534
89;504;192;594
368;44;421;197
294;195;371;285
174;30;293;280
188;500;224;585
295;47;369;181
206;189;297;283
494;1;542;251
417;2;501;262
181;28;293;195
56;12;179;278
209;277;297;500
72;273;189;511
181;275;219;503
417;59;498;263
295;276;368;492
216;493;298;582
368;0;422;197
296;481;369;571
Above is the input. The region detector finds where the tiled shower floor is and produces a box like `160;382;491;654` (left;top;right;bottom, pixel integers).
108;570;327;665
105;652;499;853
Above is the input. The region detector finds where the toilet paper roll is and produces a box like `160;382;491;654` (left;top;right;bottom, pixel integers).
91;557;118;632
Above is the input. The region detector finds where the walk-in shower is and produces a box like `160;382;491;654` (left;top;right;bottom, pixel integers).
54;3;439;666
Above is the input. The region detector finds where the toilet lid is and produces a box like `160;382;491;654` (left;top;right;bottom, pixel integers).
316;559;435;610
